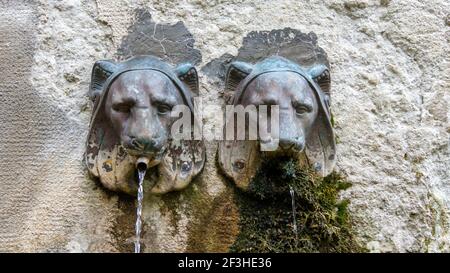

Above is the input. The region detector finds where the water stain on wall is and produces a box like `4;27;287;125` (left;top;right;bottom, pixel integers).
117;9;201;65
202;28;329;81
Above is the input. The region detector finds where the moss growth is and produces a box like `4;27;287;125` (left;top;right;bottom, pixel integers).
330;112;335;127
230;157;365;253
111;194;139;253
185;186;240;252
179;161;240;252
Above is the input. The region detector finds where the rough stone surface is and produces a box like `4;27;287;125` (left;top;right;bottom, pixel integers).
0;0;448;252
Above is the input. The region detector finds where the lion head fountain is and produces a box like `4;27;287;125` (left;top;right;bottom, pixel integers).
218;56;335;191
85;55;205;195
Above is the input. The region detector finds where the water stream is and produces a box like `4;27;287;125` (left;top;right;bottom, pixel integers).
289;185;298;240
135;168;146;253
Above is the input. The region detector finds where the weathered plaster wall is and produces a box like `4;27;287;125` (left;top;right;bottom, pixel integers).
0;0;448;252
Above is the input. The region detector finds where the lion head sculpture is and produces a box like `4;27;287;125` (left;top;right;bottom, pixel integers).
85;55;205;195
218;56;335;191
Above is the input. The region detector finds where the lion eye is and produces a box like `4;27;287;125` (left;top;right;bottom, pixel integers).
157;103;172;114
294;103;312;115
113;103;132;113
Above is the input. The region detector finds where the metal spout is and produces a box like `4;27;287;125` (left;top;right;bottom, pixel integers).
136;157;150;172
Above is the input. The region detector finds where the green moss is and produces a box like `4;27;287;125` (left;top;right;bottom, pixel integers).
183;163;241;252
160;192;183;236
230;157;365;253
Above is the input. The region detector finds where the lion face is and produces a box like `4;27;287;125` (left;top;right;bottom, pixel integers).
105;70;184;162
240;71;319;155
218;56;335;191
85;56;205;195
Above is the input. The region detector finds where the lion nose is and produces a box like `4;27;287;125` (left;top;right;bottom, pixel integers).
130;137;158;152
279;139;295;150
278;137;305;151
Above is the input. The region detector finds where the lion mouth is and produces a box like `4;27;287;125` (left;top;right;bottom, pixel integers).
259;138;304;154
125;145;167;161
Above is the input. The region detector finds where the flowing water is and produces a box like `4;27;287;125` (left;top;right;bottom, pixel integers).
289;185;298;240
135;169;146;253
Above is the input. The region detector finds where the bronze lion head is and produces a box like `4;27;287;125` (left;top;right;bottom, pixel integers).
218;56;335;191
85;56;205;195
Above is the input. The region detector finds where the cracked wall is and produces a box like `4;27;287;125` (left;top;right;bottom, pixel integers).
0;0;449;252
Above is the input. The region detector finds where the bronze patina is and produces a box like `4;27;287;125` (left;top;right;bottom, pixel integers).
85;55;205;195
218;56;335;190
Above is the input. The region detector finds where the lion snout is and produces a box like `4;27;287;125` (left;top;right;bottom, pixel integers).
123;136;166;156
278;137;304;152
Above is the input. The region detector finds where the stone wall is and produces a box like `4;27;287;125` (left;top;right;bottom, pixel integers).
0;0;448;252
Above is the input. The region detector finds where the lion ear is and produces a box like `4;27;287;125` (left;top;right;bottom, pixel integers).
175;63;199;96
307;64;331;98
225;61;253;94
89;60;118;101
224;61;253;103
